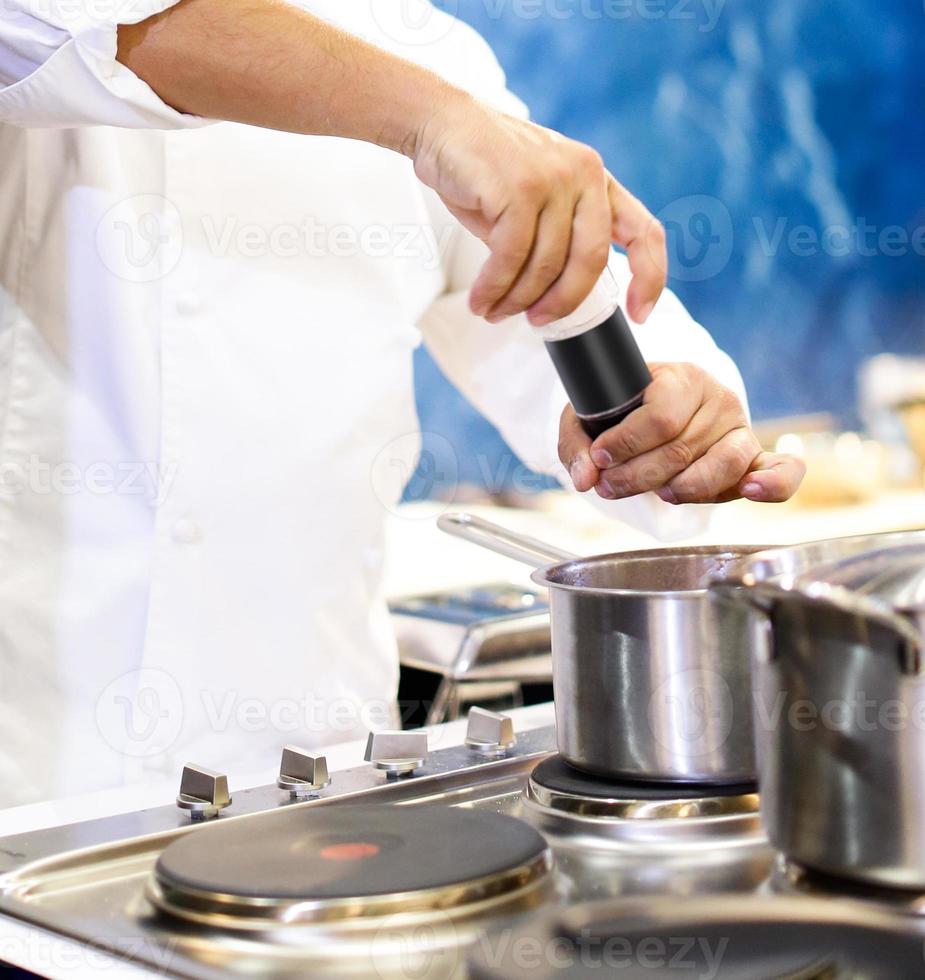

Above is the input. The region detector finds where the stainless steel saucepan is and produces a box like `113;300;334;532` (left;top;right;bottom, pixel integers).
716;529;925;888
438;512;770;785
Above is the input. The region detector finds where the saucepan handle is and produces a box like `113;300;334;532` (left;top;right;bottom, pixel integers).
437;513;579;570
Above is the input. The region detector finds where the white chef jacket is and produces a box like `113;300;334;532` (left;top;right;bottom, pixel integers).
0;0;746;807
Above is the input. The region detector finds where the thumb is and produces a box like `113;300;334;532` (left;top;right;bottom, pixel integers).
558;404;598;492
737;452;806;503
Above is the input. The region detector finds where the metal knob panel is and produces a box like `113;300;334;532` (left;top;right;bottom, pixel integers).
277;745;331;798
176;764;231;820
364;731;428;777
465;707;516;757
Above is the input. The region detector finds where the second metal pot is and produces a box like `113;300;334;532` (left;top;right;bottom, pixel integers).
718;529;925;889
438;513;768;785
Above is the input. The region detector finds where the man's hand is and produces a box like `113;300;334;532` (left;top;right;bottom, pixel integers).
559;363;805;504
411;100;666;326
118;0;664;328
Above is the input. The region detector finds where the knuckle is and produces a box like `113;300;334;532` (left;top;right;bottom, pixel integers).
610;426;640;459
718;386;745;418
634;459;667;492
681;361;705;380
686;435;757;498
672;463;717;501
575;144;604;176
496;240;531;268
649;409;681;442
574;238;611;272
591;241;611;269
515;170;545;198
607;470;639;497
550;159;573;185
661;362;688;386
730;433;759;470
664;439;695;471
648;219;667;247
682;365;708;402
534;255;564;281
738;423;763;451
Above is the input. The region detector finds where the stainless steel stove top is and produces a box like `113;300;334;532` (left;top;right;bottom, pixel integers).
0;719;922;978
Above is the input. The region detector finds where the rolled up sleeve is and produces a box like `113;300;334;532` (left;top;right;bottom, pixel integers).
0;0;206;128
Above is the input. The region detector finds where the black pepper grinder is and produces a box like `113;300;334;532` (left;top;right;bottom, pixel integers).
540;267;652;439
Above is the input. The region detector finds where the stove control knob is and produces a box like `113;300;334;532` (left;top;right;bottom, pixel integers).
364;731;428;778
465;707;516;757
277;745;331;799
176;764;232;821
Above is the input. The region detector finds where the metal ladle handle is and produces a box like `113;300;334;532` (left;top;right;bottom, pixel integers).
437;513;579;570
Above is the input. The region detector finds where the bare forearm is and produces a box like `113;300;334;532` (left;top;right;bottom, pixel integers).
116;0;463;155
118;0;668;328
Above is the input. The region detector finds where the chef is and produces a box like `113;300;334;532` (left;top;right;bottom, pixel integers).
0;0;802;808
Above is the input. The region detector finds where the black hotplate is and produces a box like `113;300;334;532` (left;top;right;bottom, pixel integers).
469;894;925;979
150;803;553;929
530;755;757;800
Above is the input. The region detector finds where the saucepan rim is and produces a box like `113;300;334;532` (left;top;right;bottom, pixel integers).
529;543;775;598
724;528;925;581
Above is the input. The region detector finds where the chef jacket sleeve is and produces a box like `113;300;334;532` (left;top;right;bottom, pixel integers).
0;0;206;127
417;210;749;541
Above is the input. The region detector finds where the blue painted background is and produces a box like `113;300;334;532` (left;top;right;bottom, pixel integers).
412;0;925;495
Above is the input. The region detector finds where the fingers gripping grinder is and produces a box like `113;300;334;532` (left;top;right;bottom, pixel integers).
538;267;652;438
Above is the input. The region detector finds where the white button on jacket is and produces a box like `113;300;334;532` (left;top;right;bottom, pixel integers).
0;1;747;806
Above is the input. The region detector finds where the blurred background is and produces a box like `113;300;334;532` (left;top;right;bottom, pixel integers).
410;0;925;502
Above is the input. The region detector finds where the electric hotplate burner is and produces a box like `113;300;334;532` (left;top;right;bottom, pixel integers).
774;858;925;917
526;756;759;821
149;804;552;929
467;895;925;979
